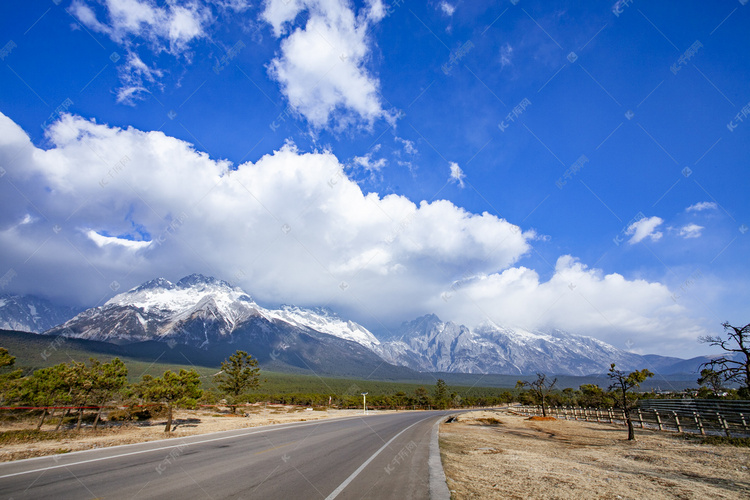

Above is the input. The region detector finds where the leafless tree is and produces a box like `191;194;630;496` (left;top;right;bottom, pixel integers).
700;322;750;398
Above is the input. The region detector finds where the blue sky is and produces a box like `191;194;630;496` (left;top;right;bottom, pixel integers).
0;0;748;357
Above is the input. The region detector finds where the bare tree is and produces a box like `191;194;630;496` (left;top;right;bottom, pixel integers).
700;322;750;398
608;364;653;441
517;373;557;417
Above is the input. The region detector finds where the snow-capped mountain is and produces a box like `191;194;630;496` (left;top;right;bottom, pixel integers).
47;274;381;350
376;314;649;376
0;294;79;333
41;274;404;378
35;274;693;376
265;306;381;350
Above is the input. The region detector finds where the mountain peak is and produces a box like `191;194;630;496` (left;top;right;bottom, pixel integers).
132;277;175;292
176;274;231;289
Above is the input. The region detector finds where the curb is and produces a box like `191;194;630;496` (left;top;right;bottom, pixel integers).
428;416;451;500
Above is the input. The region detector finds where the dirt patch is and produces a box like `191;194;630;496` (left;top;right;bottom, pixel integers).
0;406;398;462
440;410;750;499
528;416;557;421
475;417;504;426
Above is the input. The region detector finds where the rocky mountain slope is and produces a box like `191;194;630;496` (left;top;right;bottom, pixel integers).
376;314;652;376
0;294;79;333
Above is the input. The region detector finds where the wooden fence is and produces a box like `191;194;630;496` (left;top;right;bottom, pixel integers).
513;401;750;438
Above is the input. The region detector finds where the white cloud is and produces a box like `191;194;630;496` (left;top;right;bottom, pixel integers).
440;2;456;16
449;162;465;188
395;136;417;155
365;0;386;22
0;111;528;319
499;43;513;68
211;0;252;12
262;0;392;129
87;230;152;250
350;145;387;181
437;256;705;353
71;0;211;104
117;52;164;105
679;223;704;239
72;0;210;53
626;216;663;244
686;201;718;212
0;112;715;356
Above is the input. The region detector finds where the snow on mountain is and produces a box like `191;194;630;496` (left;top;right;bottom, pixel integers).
265;306;381;349
38;274;683;376
0;294;79;333
46;274;381;351
377;315;648;376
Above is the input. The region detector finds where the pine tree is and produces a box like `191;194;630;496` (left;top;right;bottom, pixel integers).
608;364;653;441
89;358;128;430
137;369;203;432
18;364;69;430
433;379;449;409
216;350;260;413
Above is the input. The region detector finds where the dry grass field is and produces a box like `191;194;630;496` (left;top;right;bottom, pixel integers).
440;410;750;499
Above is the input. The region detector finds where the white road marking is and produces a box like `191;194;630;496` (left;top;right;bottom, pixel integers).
0;416;362;480
325;415;433;500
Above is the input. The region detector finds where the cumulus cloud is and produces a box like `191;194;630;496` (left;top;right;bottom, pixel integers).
262;0;392;129
449;162;465;188
436;256;704;353
679;223;704;239
0;112;711;354
626;216;663;244
686;201;718;212
0;111;528;318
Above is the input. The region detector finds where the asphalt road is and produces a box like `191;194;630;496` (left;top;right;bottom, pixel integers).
0;411;454;499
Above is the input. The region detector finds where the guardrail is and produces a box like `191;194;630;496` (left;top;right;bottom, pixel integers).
513;401;750;438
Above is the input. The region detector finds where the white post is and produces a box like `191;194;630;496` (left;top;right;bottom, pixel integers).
362;392;368;415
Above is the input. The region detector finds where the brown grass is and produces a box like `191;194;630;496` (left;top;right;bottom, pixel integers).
440;410;750;499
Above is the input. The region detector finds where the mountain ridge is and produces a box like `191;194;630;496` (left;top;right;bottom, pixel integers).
0;274;713;377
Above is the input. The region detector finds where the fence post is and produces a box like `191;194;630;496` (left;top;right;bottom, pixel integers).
740;413;747;432
718;412;731;437
693;412;705;436
637;409;644;428
608;408;613;424
655;410;663;431
673;411;682;433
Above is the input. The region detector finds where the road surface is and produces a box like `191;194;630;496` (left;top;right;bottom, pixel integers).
0;411;454;499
